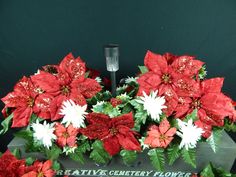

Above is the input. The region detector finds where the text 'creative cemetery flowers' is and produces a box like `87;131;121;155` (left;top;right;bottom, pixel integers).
0;51;236;175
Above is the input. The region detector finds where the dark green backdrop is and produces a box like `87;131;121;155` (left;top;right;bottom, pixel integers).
0;0;236;172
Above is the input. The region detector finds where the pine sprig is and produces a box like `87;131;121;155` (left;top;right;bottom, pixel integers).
206;128;223;153
181;148;196;168
148;148;165;171
167;144;181;165
44;145;62;161
120;150;137;165
89;140;111;164
69;149;85;164
200;163;215;177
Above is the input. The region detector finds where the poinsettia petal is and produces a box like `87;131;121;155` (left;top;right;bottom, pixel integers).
72;78;101;98
175;103;191;118
50;95;67;121
144;50;168;74
195;120;212;138
86;113;110;125
201;78;224;93
12;107;32;127
43;169;55;177
171;55;204;76
103;136;121;156
111;112;134;129
117;133;141;152
1;92;26;108
137;72;161;96
21;171;38;177
163;137;174;148
159;119;170;134
80;124;110;140
165;127;177;137
33;93;54;119
42;160;52;172
31;71;60;95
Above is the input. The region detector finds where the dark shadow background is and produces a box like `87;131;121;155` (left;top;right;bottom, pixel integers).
0;0;235;173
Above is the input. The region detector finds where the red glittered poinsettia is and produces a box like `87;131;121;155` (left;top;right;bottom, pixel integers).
1;77;39;127
175;78;236;138
80;112;141;156
137;51;203;116
54;123;79;148
144;119;176;148
31;53;101;120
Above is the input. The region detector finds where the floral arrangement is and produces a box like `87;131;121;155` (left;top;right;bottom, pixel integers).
0;51;236;176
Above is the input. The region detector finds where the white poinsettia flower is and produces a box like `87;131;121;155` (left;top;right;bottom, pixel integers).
125;76;138;84
137;91;167;122
31;120;56;149
95;77;102;83
176;119;204;150
60;99;88;128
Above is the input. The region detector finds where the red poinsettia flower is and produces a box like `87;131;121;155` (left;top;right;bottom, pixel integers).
22;160;55;177
54;123;79;148
137;51;202;116
175;78;236;138
0;150;26;177
1;77;39;127
31;53;101;120
81;112;141;156
144;119;176;148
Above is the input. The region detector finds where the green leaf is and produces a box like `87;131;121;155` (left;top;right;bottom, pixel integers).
184;109;198;122
10;148;21;159
122;104;133;114
120;150;137;165
130;99;143;111
14;129;33;140
0;152;2;157
92;102;121;117
167;144;181;165
52;161;61;171
89;140;111;164
85;71;90;78
200;163;215;177
0;113;13;134
224;119;236;132
77;140;90;153
206;128;223;153
148;148;165;171
44;145;62;161
138;65;149;74
25;157;35;166
198;65;207;80
181;148;196;168
69;150;85;164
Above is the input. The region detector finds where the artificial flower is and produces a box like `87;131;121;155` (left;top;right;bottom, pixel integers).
80;112;141;156
59;99;87;128
137;91;166;122
175;78;236;138
31;53;101;120
176;119;204;150
125;76;138;84
0;150;25;177
54;123;79;148
1;76;38;127
22;160;55;177
144;119;176;148
31;120;56;149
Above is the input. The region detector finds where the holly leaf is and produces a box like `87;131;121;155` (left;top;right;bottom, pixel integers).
148;148;165;171
0;113;13;135
184;109;198;122
122;104;133;114
130;99;143;111
120;150;137;165
200;163;214;177
44;145;62;161
89;140;111;164
167;144;181;165
181;148;196;168
25;157;35;166
52;161;61;171
138;66;149;74
198;65;207;80
206;128;223;153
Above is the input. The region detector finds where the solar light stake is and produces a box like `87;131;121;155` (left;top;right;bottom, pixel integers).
104;44;119;97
